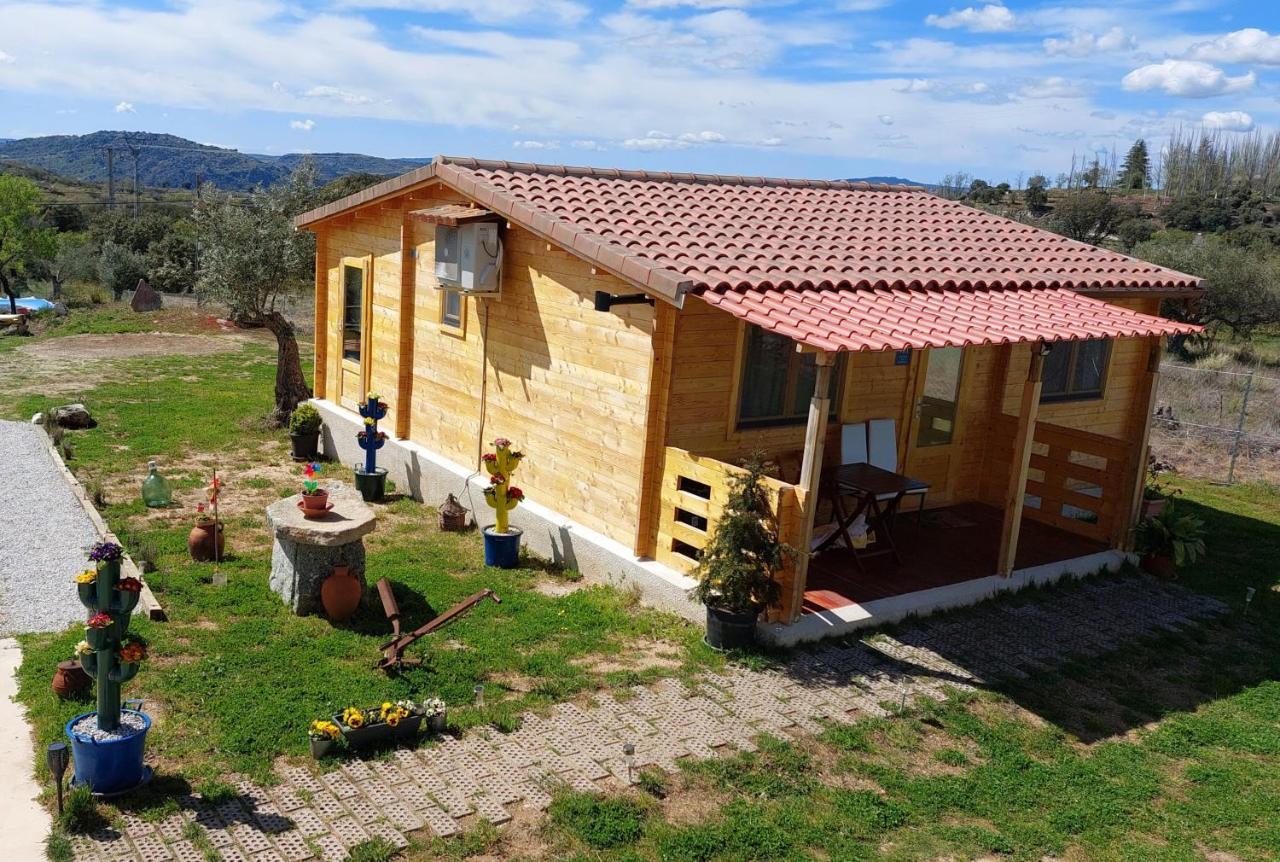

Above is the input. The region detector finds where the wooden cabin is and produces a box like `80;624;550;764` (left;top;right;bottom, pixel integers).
295;158;1200;643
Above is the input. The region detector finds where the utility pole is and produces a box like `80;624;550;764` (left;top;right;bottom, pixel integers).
123;134;141;216
105;147;115;210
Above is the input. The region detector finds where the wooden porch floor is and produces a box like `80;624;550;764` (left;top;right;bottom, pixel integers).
803;502;1107;613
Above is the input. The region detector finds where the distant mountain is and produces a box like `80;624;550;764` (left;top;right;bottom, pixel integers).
0;131;429;191
844;175;929;187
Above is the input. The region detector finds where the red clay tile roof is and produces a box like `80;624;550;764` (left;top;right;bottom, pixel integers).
702;284;1197;352
294;157;1201;350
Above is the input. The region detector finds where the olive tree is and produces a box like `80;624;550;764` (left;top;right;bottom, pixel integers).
196;163;316;425
0;175;57;314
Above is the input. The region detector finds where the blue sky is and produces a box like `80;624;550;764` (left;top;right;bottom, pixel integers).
1;0;1278;183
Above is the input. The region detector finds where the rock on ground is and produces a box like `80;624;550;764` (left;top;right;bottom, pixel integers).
0;421;99;634
52;402;95;429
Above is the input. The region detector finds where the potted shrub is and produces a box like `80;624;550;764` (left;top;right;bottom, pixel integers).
299;462;331;518
289;403;323;462
309;719;342;759
66;541;153;795
354;393;389;502
1141;455;1179;519
1135;502;1206;579
482;438;525;568
187;474;225;562
690;458;786;651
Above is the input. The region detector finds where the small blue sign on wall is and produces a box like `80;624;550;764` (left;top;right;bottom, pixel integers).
894;348;912;366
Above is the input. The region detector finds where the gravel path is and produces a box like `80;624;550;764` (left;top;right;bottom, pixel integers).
0;420;98;635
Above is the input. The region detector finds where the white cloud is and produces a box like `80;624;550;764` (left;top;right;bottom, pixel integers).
1018;76;1086;99
622;131;690;151
625;0;752;8
304;86;374;106
570;139;604;150
1121;60;1255;98
925;4;1015;33
1201;110;1254;132
878;114;894;125
1043;27;1135;57
678;130;726;143
336;0;588;26
1189;28;1280;65
290;118;315;131
114;101;135;113
0;50;13;64
512;139;560;149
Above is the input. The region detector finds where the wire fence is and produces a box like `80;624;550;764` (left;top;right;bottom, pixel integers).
1152;362;1280;485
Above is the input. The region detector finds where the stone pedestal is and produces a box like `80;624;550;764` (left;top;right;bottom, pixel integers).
266;488;377;616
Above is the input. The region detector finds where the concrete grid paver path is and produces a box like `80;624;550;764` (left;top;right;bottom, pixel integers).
70;577;1226;862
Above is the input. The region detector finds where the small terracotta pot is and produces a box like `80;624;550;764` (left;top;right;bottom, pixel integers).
188;521;225;562
321;564;362;622
300;489;330;515
52;660;92;698
1141;553;1177;579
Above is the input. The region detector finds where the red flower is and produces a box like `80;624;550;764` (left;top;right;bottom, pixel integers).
481;453;497;463
489;473;505;485
506;487;524;502
115;577;143;593
119;641;147;663
86;612;113;629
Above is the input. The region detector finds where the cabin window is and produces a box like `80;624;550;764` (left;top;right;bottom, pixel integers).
439;288;465;335
1041;338;1111;402
341;264;364;362
915;346;964;447
736;325;842;429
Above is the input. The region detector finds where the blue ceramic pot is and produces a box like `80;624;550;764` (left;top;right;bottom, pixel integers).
66;709;151;795
483;526;522;568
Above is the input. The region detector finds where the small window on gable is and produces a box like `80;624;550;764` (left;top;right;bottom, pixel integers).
439;288;465;335
1041;338;1111;402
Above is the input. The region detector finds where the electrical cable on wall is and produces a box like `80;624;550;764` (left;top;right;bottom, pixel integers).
462;236;501;518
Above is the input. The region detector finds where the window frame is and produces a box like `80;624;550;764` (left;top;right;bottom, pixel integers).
1040;338;1112;404
438;287;466;337
733;323;844;431
339;256;372;371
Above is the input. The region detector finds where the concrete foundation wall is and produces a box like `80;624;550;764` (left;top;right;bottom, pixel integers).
313;399;702;622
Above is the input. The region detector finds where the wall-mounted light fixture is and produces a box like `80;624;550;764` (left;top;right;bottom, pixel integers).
593;291;654;313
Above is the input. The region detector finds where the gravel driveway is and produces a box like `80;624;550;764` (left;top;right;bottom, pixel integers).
0;420;98;635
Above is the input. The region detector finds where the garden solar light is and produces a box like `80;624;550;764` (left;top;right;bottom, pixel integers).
474;684;484;707
624;742;636;778
46;742;70;813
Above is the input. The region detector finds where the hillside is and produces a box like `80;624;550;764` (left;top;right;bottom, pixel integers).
0;131;428;191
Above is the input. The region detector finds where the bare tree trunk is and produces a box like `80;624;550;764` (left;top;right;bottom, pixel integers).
261;310;311;427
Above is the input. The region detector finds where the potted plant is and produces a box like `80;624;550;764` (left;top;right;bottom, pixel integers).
289;403;323;462
187;474;225;562
1141;455;1180;519
308;719;342;759
382;700;424;740
1135;502;1206;579
299;462;331;518
690;458;785;651
482;438;525;568
334;705;392;749
66;541;153;795
354;393;389;502
422;697;447;734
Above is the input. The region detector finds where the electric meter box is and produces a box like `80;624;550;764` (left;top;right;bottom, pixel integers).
434;222;500;293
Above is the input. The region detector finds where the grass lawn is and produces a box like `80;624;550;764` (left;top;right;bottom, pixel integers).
4;307;718;788
521;477;1280;862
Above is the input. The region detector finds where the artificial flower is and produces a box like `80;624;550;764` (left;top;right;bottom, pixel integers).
119;641;147;663
365;391;382;403
481;453;497;463
86;612;113;629
115;577;143;593
74;640;93;657
493;437;511;449
488;473;505;485
363;416;374;426
75;569;97;585
88;542;124;563
506;487;525;502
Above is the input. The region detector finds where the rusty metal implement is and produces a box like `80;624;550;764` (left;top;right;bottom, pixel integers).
375;578;501;671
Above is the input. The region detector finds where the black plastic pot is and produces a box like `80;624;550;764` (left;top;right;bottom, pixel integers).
704;605;760;651
354;467;388;502
290;430;320;462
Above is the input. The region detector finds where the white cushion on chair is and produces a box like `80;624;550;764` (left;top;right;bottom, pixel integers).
841;423;868;466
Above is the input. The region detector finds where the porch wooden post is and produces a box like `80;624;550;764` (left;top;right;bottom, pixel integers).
997;342;1045;577
1122;337;1163;547
788;350;836;622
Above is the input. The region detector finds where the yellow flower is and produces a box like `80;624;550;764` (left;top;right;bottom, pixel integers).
363;417;375;426
386;713;400;727
74;640;93;657
341;707;365;729
75;570;97;585
310;720;341;740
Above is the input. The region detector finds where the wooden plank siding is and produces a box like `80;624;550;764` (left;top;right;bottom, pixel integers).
313;186;656;548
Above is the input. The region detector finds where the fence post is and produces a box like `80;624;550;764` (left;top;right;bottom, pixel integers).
1226;370;1254;485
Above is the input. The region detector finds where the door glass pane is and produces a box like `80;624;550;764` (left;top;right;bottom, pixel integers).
916;347;963;447
1042;342;1071;397
738;327;789;421
1072;339;1110;394
342;265;363;362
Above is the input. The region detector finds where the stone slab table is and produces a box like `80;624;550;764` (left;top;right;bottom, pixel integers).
266;488;377;615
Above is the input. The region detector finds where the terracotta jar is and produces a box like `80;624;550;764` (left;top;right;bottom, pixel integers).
300;489;330;518
321;564;361;622
188;520;225;562
52;660;92;698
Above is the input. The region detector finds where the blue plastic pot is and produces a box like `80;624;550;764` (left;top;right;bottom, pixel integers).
66;709;151;795
483;526;523;568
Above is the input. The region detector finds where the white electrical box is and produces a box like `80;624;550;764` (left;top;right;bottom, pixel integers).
434;222;500;293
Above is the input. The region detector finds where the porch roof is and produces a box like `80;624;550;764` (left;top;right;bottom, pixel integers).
698;284;1199;352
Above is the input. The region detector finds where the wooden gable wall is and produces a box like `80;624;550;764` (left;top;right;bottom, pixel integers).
313;184;658;548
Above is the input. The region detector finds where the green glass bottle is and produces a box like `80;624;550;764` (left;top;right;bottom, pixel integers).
141;460;172;508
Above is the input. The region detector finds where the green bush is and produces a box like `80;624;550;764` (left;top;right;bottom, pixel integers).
549;791;649;849
288;402;322;434
59;783;105;834
344;837;398;862
96;240;148;301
